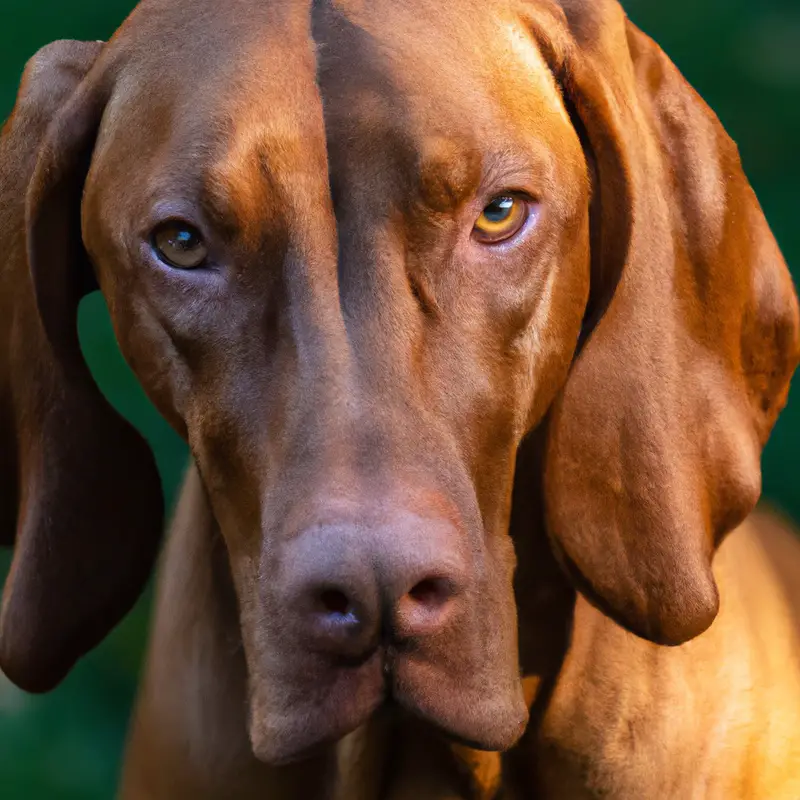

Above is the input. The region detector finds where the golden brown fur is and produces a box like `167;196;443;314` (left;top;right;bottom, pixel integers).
1;0;799;796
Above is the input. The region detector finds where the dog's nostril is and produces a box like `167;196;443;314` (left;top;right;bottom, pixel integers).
393;574;459;640
408;577;450;607
303;583;376;660
319;589;351;616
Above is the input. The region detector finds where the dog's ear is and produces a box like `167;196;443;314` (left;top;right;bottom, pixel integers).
533;1;800;645
0;41;163;691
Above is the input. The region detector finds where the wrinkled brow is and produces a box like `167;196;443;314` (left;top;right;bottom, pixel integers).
411;136;559;217
413;137;484;214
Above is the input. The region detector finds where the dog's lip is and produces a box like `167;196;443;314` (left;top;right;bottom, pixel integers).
251;645;525;766
249;648;386;765
264;685;401;766
251;668;408;765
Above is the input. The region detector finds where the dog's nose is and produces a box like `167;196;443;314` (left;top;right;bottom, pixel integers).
284;513;467;661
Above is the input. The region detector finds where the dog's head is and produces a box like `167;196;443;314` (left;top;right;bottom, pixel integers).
1;0;798;763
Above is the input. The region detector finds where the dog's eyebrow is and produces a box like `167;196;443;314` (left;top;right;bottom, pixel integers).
199;127;310;245
413;137;554;218
479;145;554;195
414;138;484;214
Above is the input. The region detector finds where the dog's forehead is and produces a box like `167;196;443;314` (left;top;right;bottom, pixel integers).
92;0;574;234
314;0;569;141
118;0;564;145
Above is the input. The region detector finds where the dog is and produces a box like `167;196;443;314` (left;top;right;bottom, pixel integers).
1;0;799;796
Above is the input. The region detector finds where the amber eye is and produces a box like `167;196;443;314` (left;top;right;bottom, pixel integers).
152;221;208;269
473;195;528;243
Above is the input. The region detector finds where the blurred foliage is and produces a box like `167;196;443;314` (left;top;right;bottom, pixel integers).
0;0;798;797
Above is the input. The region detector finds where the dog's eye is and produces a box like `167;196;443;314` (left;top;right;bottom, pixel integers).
152;222;208;269
473;195;527;244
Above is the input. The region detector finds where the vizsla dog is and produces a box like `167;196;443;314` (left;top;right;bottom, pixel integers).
1;0;800;796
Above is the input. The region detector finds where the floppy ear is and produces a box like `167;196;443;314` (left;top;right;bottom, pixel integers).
535;1;800;645
0;41;163;691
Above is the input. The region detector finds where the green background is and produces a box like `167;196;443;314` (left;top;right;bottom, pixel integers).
0;0;798;796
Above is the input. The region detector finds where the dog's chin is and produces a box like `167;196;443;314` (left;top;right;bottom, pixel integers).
248;651;529;765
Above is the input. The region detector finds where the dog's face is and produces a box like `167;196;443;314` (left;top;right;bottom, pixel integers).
1;0;798;768
82;0;588;759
